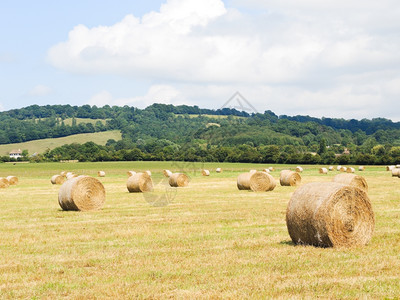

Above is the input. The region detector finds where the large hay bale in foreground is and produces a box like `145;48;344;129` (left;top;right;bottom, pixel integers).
169;173;189;187
319;168;328;174
295;166;303;173
51;175;65;185
58;176;105;211
249;171;276;192
392;168;400;177
286;182;374;248
6;176;18;185
98;171;106;177
332;173;368;192
127;172;154;193
202;169;210;176
163;169;172;177
0;177;9;188
280;170;301;186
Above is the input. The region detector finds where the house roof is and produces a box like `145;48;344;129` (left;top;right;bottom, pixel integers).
9;149;22;154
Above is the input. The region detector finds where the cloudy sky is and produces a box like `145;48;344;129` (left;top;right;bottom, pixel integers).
1;0;399;121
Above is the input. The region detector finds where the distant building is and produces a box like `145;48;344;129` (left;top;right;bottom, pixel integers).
9;149;22;159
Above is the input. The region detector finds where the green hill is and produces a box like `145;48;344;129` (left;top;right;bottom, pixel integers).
0;130;121;156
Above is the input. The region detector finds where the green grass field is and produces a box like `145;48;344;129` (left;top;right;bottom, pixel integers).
0;162;399;298
0;130;122;156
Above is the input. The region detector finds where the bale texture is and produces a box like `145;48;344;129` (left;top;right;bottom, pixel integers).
286;182;375;248
163;169;172;177
0;177;9;188
295;166;303;173
51;175;64;185
319;168;328;174
249;171;276;192
58;176;106;211
332;173;368;192
202;169;210;176
6;176;18;185
280;170;301;186
127;171;136;177
127;173;154;193
237;172;252;190
169;173;189;187
98;171;106;177
216;168;222;173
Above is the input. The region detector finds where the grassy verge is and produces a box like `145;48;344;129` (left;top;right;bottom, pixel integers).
0;162;399;298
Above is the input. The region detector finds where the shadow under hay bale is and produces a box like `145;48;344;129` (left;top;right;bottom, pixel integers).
332;173;368;193
6;176;18;185
169;173;189;187
286;182;374;248
51;175;65;185
127;173;153;193
280;170;301;186
58;176;105;211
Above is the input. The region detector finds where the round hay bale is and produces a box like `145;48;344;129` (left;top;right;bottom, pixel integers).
249;171;276;192
202;169;210;176
329;166;334;171
387;165;395;171
6;176;18;185
346;167;355;173
127;172;154;193
337;166;342;171
392;168;400;177
0;177;10;188
127;171;136;177
359;166;365;171
340;166;347;172
216;168;222;173
163;169;172;177
280;170;301;186
169;173;189;187
396;164;400;168
51;175;65;185
237;172;252;190
286;182;375;248
58;176;106;211
319;168;328;174
98;171;106;177
60;171;67;177
263;168;271;173
268;167;275;172
145;170;152;176
295;166;303;173
332;173;368;192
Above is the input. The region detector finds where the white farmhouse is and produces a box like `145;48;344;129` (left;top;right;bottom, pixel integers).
9;149;22;159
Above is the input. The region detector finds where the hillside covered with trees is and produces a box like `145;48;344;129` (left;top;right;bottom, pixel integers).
1;103;400;165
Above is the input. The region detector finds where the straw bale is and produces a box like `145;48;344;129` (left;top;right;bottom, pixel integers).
127;171;136;177
249;171;276;192
202;169;210;176
216;168;222;173
98;171;106;177
295;166;303;173
58;176;105;211
286;182;374;247
332;173;368;193
392;168;400;177
163;169;172;177
346;167;355;173
0;177;9;188
127;172;154;193
51;175;64;185
6;176;18;185
319;168;328;174
280;170;301;186
169;173;189;187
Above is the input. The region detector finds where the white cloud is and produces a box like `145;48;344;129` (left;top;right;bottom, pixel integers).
88;85;190;108
28;85;52;96
49;0;400;120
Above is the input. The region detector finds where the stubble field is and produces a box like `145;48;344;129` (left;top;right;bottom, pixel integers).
0;161;399;299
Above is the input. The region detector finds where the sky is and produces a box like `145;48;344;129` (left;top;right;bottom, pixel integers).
1;0;400;121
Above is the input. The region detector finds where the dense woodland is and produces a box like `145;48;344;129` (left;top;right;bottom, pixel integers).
1;103;400;164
